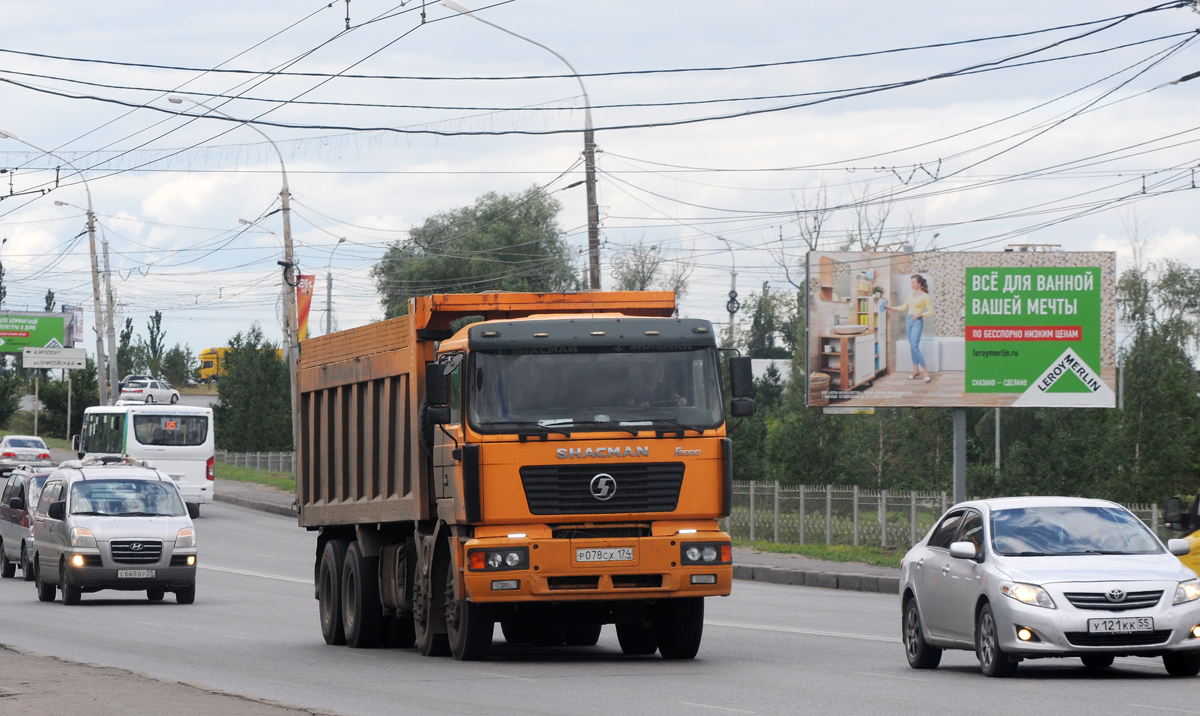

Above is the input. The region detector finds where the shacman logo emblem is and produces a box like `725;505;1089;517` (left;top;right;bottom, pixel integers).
589;473;617;501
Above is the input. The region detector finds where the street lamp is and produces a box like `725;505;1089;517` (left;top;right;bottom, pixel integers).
718;236;738;348
0;127;111;404
439;0;602;289
169;96;300;458
56;199;120;399
326;238;346;335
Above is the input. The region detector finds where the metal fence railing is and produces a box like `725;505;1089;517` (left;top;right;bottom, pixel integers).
722;481;1172;549
214;450;295;474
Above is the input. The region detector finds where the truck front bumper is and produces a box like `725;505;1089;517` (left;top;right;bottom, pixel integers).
462;532;733;603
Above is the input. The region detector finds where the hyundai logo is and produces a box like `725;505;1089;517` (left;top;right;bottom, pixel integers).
589;473;617;501
1106;588;1126;603
130;543;144;552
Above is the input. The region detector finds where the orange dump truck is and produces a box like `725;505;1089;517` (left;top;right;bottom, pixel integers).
296;291;755;660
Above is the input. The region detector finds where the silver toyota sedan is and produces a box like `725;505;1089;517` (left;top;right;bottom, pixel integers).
901;497;1200;677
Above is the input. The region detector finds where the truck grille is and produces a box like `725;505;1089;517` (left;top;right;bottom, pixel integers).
520;463;685;515
110;539;163;565
1063;590;1163;611
1065;630;1171;647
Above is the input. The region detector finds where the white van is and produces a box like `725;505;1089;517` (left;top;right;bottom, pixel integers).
74;405;215;515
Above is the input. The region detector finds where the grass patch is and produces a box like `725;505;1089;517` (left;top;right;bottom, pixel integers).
0;424;72;451
215;462;295;493
178;384;217;396
735;540;904;569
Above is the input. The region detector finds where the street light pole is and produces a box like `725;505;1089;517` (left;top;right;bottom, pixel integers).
0;128;109;404
326;238;346;335
440;0;601;289
168;96;299;456
718;236;738;348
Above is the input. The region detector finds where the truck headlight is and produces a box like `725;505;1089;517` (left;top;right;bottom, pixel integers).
1000;581;1056;609
1174;580;1200;605
468;547;529;571
176;527;196;549
681;542;732;565
70;527;96;549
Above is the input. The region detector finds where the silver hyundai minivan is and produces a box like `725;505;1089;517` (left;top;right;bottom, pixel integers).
32;457;197;605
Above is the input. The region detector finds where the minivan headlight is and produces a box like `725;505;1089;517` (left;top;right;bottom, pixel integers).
70;527;96;549
1000;580;1056;609
176;527;196;549
1174;580;1200;605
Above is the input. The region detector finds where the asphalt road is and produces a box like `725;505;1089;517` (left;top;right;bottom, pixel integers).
0;503;1194;716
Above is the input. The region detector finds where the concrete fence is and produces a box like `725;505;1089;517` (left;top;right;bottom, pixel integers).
214;450;295;474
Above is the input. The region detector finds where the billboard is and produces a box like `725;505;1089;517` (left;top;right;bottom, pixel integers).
0;312;69;353
805;251;1116;408
296;274;315;341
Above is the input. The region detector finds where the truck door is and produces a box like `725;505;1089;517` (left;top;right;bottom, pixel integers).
433;358;463;500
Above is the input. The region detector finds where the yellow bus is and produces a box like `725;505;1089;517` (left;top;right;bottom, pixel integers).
197;346;283;383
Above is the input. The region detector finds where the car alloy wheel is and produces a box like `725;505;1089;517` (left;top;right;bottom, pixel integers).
976;604;1017;677
903;599;941;669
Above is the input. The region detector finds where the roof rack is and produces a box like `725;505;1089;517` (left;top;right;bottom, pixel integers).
63;455;157;470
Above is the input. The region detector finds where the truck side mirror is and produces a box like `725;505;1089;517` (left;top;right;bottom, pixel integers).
48;501;65;520
729;398;755;418
425;362;450;406
1165;497;1185;531
71;434;80;452
728;356;754;398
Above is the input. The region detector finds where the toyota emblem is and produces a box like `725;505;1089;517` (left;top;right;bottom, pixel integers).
589;473;617;501
1106;588;1126;603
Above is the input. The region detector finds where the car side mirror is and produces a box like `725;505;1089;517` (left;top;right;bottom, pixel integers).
728;356;754;398
1165;497;1185;531
949;541;978;560
425;362;450;407
8;497;23;511
1168;538;1191;557
729;398;755;418
47;501;65;520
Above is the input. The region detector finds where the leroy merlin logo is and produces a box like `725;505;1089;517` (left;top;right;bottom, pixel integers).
1011;348;1115;407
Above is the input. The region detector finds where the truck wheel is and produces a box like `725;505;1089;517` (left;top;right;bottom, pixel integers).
0;544;15;578
385;613;416;649
444;559;493;661
318;539;349;645
565;623;603;647
342;542;383;648
34;559;55;602
652;597;704;660
60;563;81;606
616;622;658;656
413;539;450;657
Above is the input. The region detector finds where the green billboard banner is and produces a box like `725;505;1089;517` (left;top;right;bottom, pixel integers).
0;313;67;353
965;266;1112;407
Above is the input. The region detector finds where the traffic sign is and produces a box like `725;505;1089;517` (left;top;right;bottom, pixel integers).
23;347;86;369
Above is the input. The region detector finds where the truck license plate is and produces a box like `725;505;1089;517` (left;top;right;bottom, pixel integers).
117;569;156;579
576;548;633;563
1087;617;1153;633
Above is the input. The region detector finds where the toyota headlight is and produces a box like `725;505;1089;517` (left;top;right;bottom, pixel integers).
1174;580;1200;605
70;527;96;549
1000;580;1056;609
176;527;196;549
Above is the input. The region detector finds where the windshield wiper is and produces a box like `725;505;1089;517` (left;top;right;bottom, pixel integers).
119;511;168;517
70;511;105;516
1009;551;1051;557
644;418;702;436
561;420;641;436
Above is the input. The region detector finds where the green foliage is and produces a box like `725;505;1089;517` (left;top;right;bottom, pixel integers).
117;317;139;377
161;344;195;387
44;289;55;312
35;358;101;440
735;541;904;569
145;310;166;377
371;187;579;318
742;286;799;359
215;462;295;493
0;371;23;428
213;323;291;451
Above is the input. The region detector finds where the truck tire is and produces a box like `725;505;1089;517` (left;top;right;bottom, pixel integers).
652;597;704;660
413;539;450;657
565;623;603;647
34;559;55;602
342;542;383;648
616;622;658;656
445;559;493;661
318;539;349;646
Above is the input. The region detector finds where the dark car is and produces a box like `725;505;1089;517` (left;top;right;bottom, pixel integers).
0;466;50;580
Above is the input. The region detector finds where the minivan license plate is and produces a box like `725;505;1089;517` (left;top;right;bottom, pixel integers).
117;569;156;579
576;548;633;563
1088;617;1153;633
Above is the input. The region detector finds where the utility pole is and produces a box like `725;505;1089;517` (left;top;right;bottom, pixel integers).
326;237;346;335
102;235;119;400
719;237;738;348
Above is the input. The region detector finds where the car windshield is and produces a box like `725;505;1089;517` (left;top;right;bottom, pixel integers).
991;506;1162;556
70;479;185;517
468;347;725;433
133;415;208;446
29;476;47;507
7;438;46;449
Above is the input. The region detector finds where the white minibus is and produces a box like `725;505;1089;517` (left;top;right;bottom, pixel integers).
74;404;215;515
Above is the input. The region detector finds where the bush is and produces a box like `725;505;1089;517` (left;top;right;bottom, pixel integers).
213;324;291;451
37;360;101;440
0;372;23;427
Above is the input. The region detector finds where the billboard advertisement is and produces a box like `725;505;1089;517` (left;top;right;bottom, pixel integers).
0;312;68;353
296;274;315;341
805;251;1116;408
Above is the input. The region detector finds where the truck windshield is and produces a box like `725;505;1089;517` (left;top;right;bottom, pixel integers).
468;347;724;433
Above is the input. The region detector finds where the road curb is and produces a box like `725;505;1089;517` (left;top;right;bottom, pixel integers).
213;492;297;518
732;564;899;594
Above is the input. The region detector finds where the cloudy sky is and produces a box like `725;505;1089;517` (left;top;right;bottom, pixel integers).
1;0;1198;357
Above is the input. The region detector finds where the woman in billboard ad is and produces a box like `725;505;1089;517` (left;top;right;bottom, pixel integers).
887;275;934;383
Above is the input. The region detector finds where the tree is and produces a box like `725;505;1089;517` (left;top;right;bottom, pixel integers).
145;310;166;377
610;239;693;299
44;289;55;312
372;187;579;318
213;323;291;451
36;359;100;440
161;344;195;387
742;285;798;359
0;370;21;428
0;261;6;309
117;317;140;378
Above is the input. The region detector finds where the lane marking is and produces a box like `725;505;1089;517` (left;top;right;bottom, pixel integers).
678;701;755;714
198;565;309;584
705;620;900;644
1125;705;1200;714
855;671;930;683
